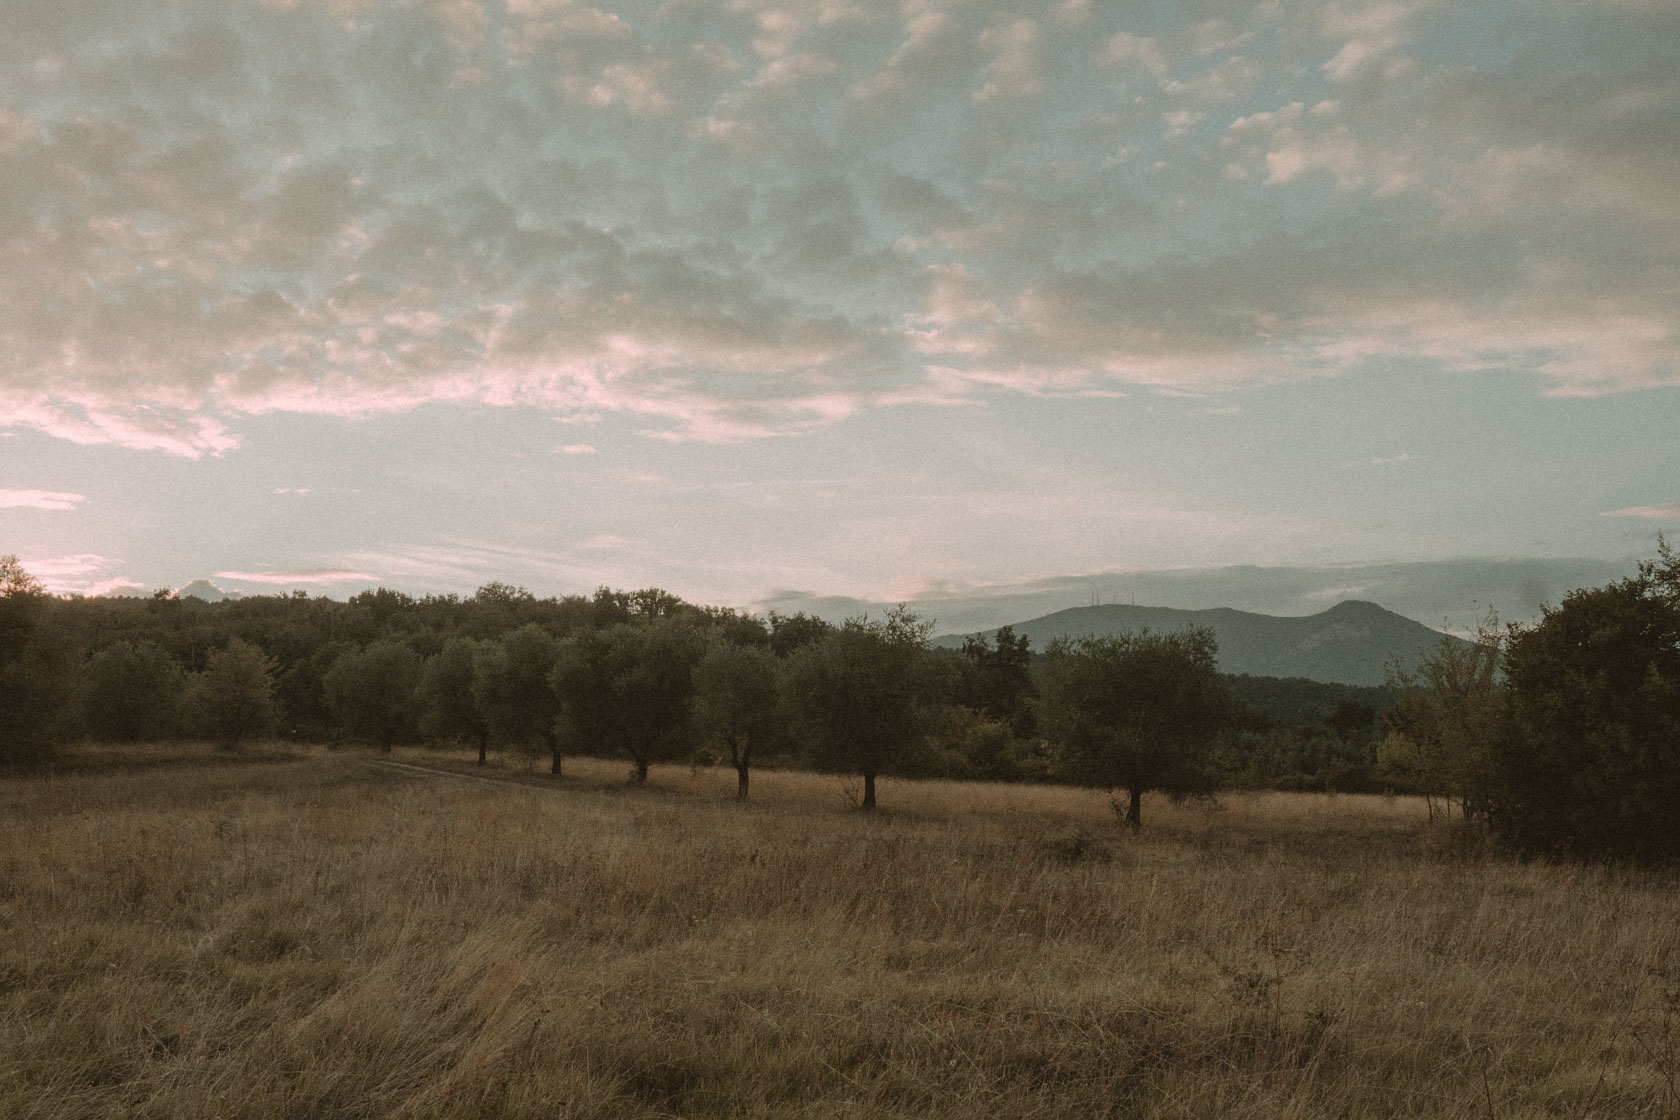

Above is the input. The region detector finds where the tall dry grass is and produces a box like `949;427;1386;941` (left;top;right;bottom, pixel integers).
1;744;1677;1118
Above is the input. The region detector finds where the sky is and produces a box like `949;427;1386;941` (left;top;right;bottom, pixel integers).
2;0;1677;634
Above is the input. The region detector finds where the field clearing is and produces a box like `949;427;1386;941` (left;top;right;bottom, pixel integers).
2;745;1677;1118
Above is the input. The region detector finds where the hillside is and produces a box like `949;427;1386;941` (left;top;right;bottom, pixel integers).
933;599;1462;686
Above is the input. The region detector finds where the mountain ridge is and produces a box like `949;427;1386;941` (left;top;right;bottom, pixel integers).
931;599;1462;687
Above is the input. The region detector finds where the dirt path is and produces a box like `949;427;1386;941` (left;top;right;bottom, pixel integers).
364;758;556;791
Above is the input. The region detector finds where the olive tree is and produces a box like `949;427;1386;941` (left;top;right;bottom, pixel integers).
552;617;707;784
475;624;563;773
783;607;933;810
1040;628;1230;829
418;636;495;763
323;640;423;751
692;638;781;799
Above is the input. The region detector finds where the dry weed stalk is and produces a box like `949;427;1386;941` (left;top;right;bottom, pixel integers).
0;743;1677;1118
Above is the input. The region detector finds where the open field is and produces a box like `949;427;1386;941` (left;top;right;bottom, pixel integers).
2;746;1677;1119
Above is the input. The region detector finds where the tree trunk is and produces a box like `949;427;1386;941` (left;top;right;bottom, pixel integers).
634;757;649;785
544;731;561;776
861;770;877;810
1125;787;1142;830
476;731;488;767
736;762;750;800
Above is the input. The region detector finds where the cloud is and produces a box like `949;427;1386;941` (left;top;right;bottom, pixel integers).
18;553;109;578
847;12;965;111
555;444;597;455
2;0;1676;456
1602;504;1680;520
16;552;141;596
214;568;379;585
338;540;624;592
974;19;1043;102
1101;32;1168;76
575;534;647;553
0;489;87;511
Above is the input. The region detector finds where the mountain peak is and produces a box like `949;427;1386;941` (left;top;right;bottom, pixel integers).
933;599;1463;686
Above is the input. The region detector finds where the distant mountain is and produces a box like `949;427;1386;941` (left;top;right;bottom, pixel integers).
177;578;242;603
932;600;1464;687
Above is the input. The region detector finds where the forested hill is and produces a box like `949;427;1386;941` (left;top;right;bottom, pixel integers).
932;600;1464;687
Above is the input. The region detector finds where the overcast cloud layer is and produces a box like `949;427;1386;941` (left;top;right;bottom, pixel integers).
4;0;1678;618
4;0;1678;455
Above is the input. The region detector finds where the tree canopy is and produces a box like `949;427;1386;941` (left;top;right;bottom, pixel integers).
784;607;933;809
692;638;782;799
193;639;279;749
1041;628;1230;828
553;617;707;784
1496;543;1680;861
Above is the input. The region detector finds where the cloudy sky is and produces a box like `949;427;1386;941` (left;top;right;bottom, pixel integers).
3;0;1676;631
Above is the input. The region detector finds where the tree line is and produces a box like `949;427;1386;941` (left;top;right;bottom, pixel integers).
4;547;1676;858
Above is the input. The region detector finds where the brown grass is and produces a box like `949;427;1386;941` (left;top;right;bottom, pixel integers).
2;743;1677;1118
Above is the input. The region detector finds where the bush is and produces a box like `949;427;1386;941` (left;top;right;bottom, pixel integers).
1496;545;1680;861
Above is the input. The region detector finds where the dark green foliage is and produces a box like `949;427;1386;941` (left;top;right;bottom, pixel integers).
191;638;279;749
0;556;77;765
1214;696;1384;793
80;640;185;741
476;625;563;772
766;611;835;658
12;583;760;750
1224;674;1392;732
1497;545;1680;861
1215;726;1380;793
323;640;423;750
1041;628;1231;828
276;640;352;741
919;705;1051;783
701;608;773;650
1327;700;1379;745
783;608;933;809
553;617;708;784
1379;629;1504;820
958;625;1037;737
418;637;495;763
692;639;781;798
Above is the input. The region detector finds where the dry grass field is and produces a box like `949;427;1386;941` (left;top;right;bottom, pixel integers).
2;745;1677;1119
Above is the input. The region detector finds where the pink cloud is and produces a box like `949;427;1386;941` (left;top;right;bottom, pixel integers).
215;568;379;585
18;553;108;578
0;488;87;511
1602;504;1680;520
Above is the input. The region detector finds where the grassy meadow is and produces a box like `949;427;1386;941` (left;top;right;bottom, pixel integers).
2;745;1677;1119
